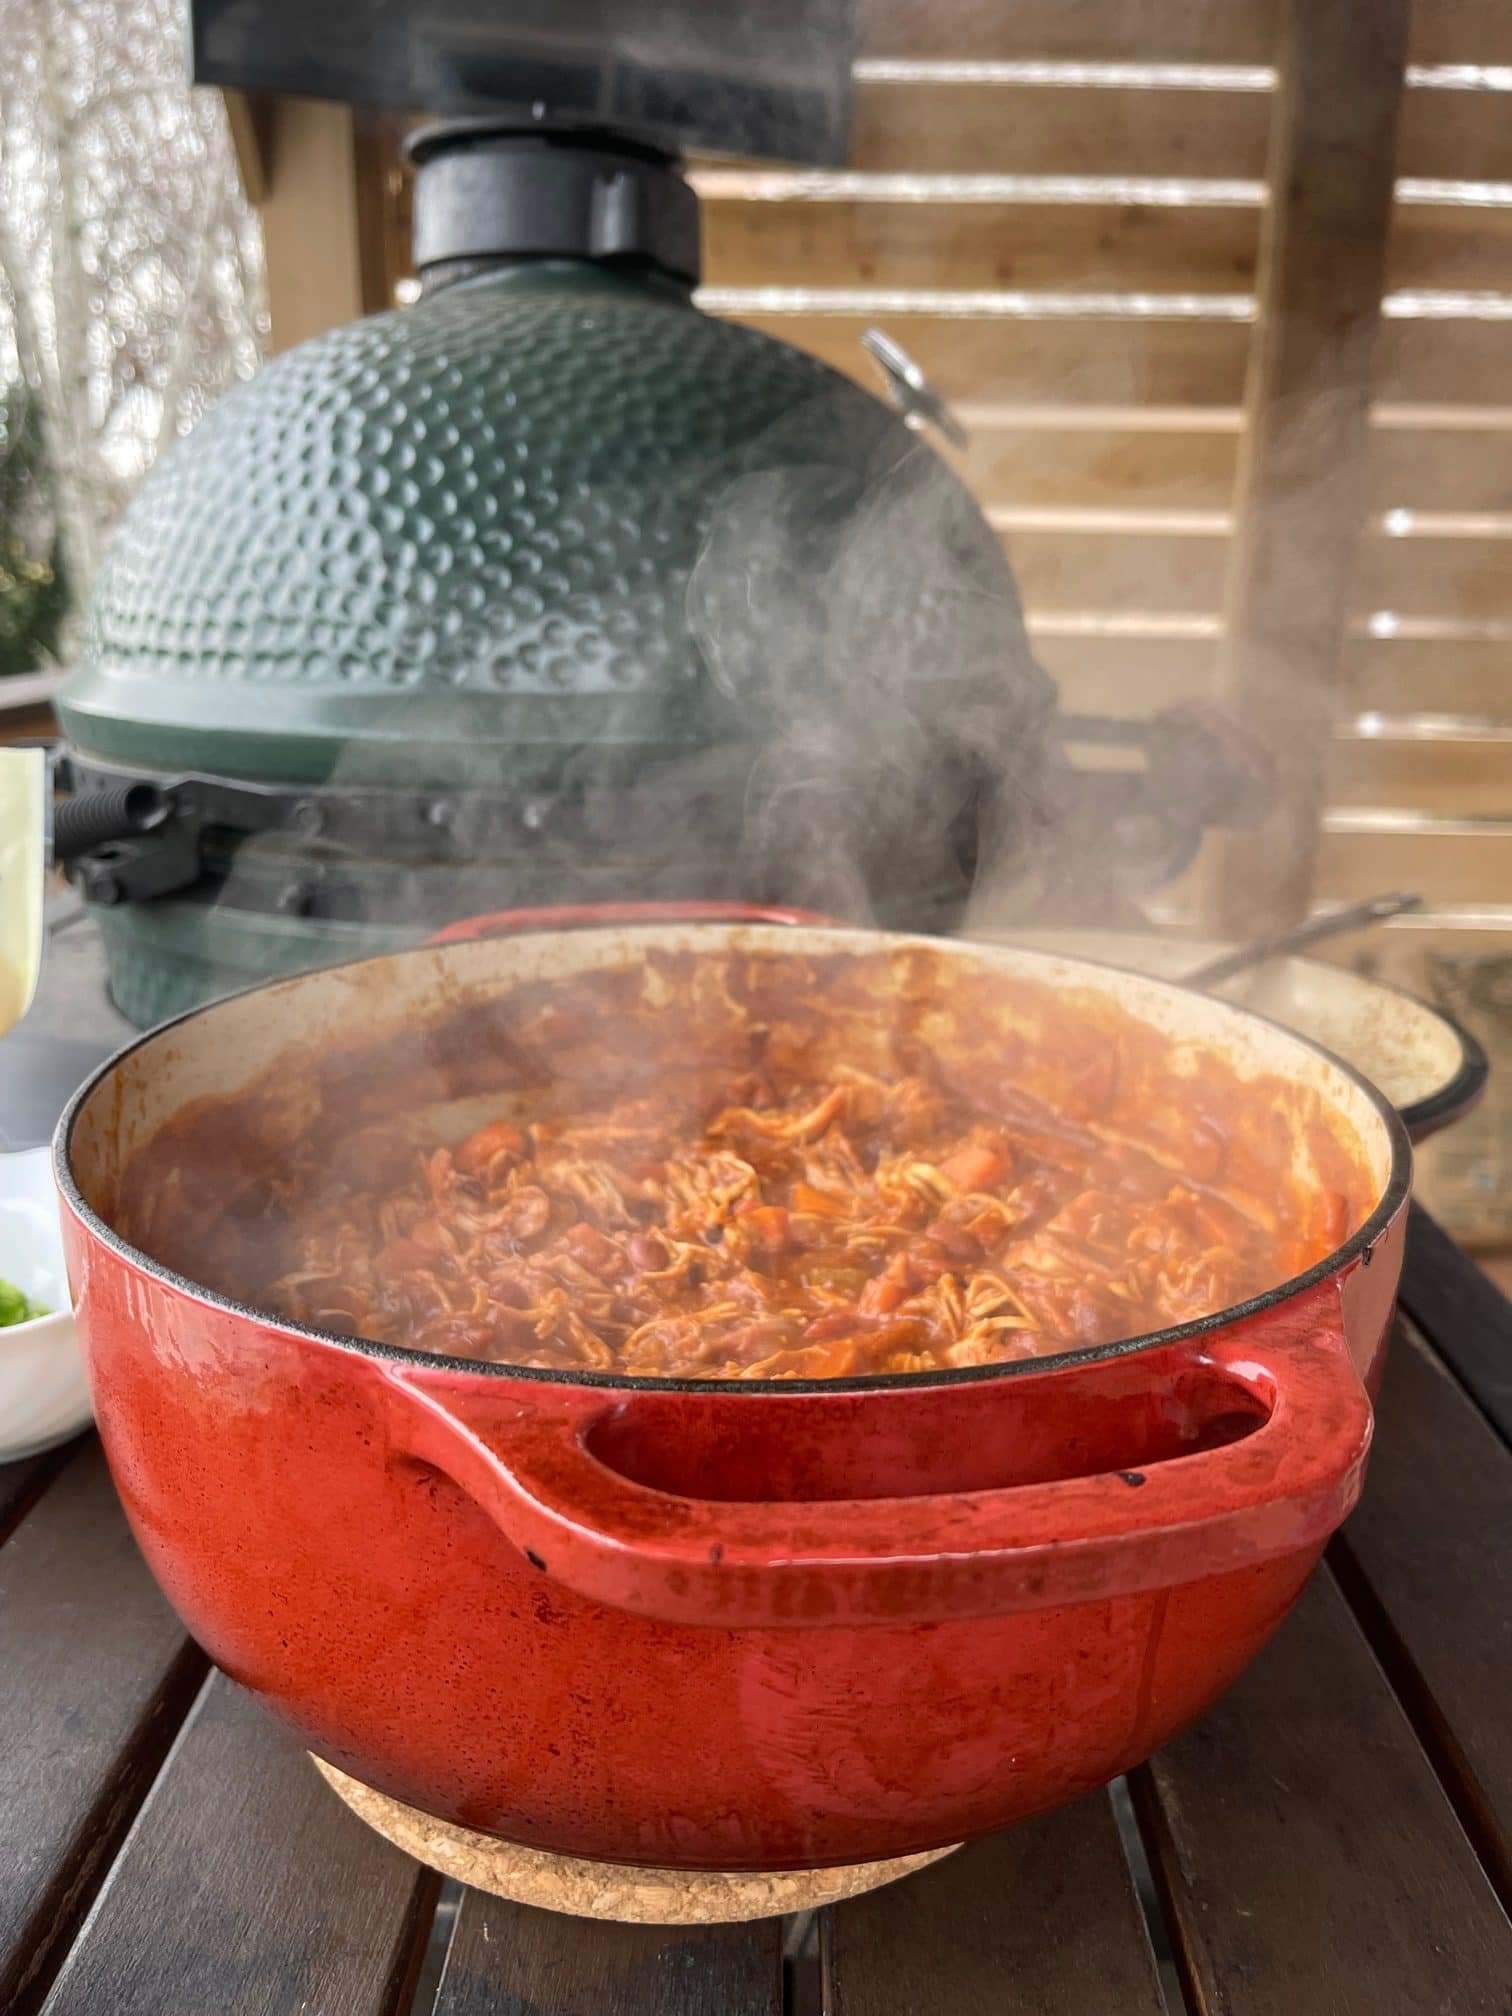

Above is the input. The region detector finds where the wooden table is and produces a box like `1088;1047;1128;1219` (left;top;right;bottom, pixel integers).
2;1208;1509;2016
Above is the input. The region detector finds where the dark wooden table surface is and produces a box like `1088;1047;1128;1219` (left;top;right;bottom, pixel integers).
2;1207;1509;2016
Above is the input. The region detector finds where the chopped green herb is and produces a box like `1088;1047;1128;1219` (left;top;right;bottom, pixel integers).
0;1277;47;1326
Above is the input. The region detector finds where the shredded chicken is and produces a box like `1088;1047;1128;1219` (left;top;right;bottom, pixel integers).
125;948;1366;1383
261;1064;1340;1380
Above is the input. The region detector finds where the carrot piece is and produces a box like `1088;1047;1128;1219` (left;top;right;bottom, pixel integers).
937;1144;1006;1193
859;1268;907;1316
743;1205;791;1253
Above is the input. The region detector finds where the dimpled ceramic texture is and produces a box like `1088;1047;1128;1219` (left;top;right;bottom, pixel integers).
64;265;1028;785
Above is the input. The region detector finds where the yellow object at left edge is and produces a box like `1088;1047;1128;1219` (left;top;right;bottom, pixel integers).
0;747;45;1035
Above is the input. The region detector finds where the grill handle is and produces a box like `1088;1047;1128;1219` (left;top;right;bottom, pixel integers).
52;780;171;865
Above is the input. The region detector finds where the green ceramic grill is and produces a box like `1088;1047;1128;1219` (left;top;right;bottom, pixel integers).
55;123;1057;1024
56;119;1261;1028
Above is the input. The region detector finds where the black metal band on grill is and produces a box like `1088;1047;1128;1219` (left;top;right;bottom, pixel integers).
56;698;1271;930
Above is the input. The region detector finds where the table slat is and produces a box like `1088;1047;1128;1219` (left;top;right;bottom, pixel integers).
0;1440;202;2016
433;1891;783;2016
0;1443;65;1544
1400;1205;1512;1448
1332;1317;1512;1896
821;1795;1164;2016
1134;1572;1512;2015
41;1676;435;2016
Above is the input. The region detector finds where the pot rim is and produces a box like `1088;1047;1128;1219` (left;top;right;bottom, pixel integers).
1007;924;1489;1144
1397;1006;1488;1141
54;928;1414;1398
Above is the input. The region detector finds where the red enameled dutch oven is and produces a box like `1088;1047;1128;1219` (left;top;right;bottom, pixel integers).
55;905;1411;1873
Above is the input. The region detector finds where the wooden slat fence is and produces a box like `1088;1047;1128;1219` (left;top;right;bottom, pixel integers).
262;0;1512;1236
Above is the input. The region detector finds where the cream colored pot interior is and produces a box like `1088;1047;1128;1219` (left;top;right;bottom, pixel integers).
1003;927;1464;1116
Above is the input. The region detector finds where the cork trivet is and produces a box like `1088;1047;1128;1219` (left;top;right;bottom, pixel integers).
312;1756;960;1924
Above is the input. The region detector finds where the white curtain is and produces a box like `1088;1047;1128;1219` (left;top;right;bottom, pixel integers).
0;0;266;623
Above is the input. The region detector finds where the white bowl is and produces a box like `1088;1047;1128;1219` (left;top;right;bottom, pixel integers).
0;1145;91;1461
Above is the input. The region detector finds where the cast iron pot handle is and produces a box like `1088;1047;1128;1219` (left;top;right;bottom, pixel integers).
427;901;842;944
380;1303;1372;1629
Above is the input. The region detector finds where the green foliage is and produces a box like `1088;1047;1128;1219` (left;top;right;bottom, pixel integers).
0;1275;47;1325
0;384;68;679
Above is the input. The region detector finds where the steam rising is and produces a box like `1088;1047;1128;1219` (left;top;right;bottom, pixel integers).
683;401;1059;930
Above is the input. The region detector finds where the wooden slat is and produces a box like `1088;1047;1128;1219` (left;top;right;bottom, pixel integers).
256;98;366;351
1401;87;1512;184
1411;0;1512;66
936;418;1512;523
0;1442;204;2016
732;310;1512;411
848;80;1512;185
0;1444;66;1544
844;77;1512;183
860;0;1281;64
962;528;1512;623
704;193;1512;301
1317;816;1512;905
950;419;1238;511
1331;1316;1512;1894
821;1797;1164;2015
1356;534;1512;620
1345;636;1512;719
1400;1203;1512;1445
41;1678;436;2016
1330;732;1512;814
921;417;1512;521
1369;422;1512;515
1006;527;1227;613
714;311;1254;406
1027;632;1218;715
1380;320;1512;408
1391;201;1512;298
1133;1572;1512;2014
728;312;1512;414
849;79;1271;180
869;414;1512;525
433;1892;782;2016
701;194;1260;294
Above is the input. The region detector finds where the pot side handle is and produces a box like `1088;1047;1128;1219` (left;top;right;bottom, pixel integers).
426;901;842;945
380;1321;1372;1629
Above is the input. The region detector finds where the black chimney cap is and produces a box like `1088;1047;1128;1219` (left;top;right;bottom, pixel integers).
408;122;701;287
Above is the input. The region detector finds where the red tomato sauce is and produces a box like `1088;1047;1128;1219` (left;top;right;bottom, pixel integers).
118;946;1375;1380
